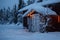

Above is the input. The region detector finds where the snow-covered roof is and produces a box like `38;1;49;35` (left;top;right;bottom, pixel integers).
18;0;60;12
22;6;57;17
17;0;60;17
22;9;32;17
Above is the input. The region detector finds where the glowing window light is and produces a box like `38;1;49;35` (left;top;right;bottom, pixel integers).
58;16;60;23
27;10;35;18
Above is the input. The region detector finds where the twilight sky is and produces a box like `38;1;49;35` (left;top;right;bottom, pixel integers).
0;0;28;10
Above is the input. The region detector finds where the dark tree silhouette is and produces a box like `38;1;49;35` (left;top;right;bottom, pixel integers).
18;0;25;10
13;4;18;24
0;9;3;24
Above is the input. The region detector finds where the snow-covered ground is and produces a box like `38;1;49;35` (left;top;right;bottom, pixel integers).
0;24;60;40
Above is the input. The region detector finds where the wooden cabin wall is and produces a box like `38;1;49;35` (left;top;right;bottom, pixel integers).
50;15;60;24
58;16;60;23
50;15;58;25
46;15;60;32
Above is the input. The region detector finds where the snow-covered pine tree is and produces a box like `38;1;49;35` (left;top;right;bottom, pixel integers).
3;8;9;24
6;7;14;24
13;4;18;24
18;0;26;10
17;0;27;24
0;9;3;24
18;0;22;9
6;7;11;23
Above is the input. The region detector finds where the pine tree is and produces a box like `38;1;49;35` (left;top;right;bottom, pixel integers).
18;0;25;10
0;9;3;24
18;0;26;24
6;7;11;23
13;4;18;24
2;8;6;24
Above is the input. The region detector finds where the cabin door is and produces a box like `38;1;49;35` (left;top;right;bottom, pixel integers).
32;14;40;32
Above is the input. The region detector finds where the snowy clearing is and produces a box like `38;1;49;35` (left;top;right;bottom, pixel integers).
0;24;60;40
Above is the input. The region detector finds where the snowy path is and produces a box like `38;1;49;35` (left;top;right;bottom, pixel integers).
0;24;60;40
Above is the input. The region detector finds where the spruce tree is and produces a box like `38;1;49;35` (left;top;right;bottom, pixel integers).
0;9;3;24
13;5;18;24
18;0;25;10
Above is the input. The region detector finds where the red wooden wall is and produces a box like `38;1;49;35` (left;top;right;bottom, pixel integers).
50;15;60;23
58;16;60;23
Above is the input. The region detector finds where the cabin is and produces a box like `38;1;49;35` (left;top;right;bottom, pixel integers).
17;1;60;32
21;7;57;32
23;10;47;32
23;10;60;32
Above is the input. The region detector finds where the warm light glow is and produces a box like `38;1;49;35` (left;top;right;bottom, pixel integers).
27;10;35;18
58;16;60;23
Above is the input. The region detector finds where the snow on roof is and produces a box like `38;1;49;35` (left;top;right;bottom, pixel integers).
22;6;57;17
17;0;60;17
18;0;60;13
22;9;32;17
